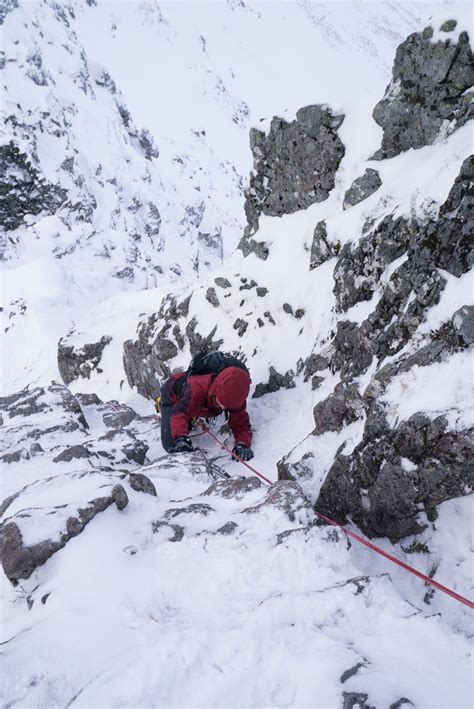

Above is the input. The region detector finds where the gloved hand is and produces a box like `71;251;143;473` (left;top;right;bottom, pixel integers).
232;444;254;462
174;436;193;453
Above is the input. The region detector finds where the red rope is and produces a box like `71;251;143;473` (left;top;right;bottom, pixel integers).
199;423;273;485
200;423;474;610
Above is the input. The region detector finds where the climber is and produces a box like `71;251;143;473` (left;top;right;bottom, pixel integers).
159;364;254;461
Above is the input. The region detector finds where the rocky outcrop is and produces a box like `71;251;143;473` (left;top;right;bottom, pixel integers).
343;169;382;209
310;220;340;270
58;335;112;385
0;142;67;237
372;21;473;159
0;482;128;582
242;104;345;244
316;410;473;542
280;156;474;540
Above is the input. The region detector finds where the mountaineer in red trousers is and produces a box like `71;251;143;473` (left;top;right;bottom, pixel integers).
159;365;253;461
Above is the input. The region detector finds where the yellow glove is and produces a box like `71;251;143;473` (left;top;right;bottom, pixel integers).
155;396;161;413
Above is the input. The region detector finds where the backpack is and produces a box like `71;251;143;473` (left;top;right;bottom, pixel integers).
186;351;249;378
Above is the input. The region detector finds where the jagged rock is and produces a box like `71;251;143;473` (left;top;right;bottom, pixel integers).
312;376;325;390
128;472;157;496
0;483;129;582
58;335;112;385
240;104;344;253
310;220;340;269
76;392;103;406
1;448;30;464
304;354;330;380
102;406;136;429
333;215;411;313
330;321;373;381
233;318;248;337
316;410;474;541
242;481;313;523
123;294;192;398
53;444;92;463
252;366;295;398
0;142;67;234
372;24;473;159
238;233;270;260
215;521;239;536
452;305;474;345
313;383;366;435
343;169;382;209
0;384;88;429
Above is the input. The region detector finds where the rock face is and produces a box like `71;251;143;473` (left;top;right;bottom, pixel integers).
242;105;345;240
280;156;474;541
372;21;474;159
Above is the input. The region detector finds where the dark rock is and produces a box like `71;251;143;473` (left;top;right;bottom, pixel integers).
58;335;112;385
372;27;473;158
343;169;382;209
340;662;366;683
29;442;44;456
252;366;295;398
452;305;474;345
215;521;239;536
121;440;148;465
316;410;474;542
389;698;414;709
238;234;270;261
233;318;248;337
214;277;231;289
312;376;325;390
256;287;268;297
440;19;457;32
1;448;30;463
0;142;67;232
240;104;344;246
330;321;373;380
313;383;366;435
123;293;192;398
304;354;329;380
310;220;340;270
128;472;157;496
342;692;374;709
53;444;91;463
205;287;220;307
102;406;136;429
